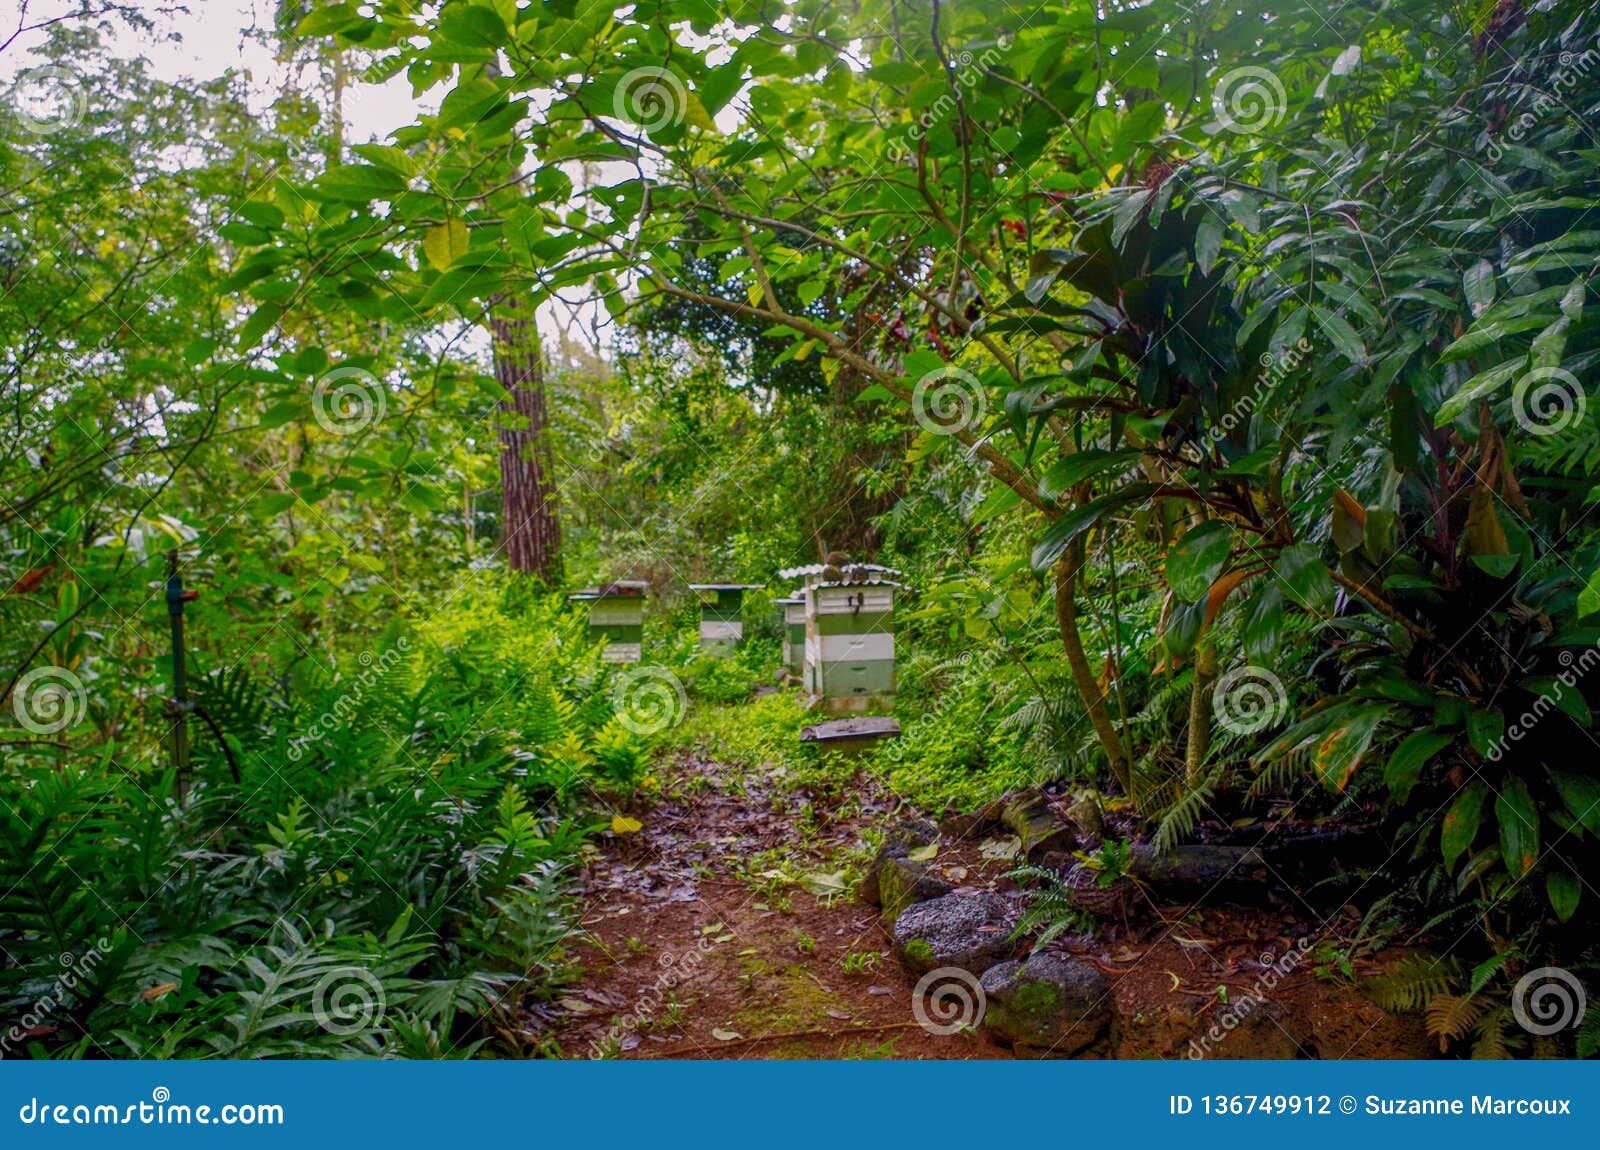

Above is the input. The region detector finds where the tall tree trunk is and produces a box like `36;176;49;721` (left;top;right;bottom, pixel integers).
490;302;561;581
1186;634;1218;785
1055;544;1133;795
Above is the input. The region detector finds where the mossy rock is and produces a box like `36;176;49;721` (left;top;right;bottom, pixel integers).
979;953;1111;1058
891;891;1016;974
876;856;954;923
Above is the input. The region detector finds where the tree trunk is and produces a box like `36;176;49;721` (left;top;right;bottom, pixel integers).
490;303;561;581
1055;544;1132;795
1186;634;1218;785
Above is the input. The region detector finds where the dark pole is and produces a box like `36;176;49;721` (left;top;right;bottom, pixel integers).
165;550;198;797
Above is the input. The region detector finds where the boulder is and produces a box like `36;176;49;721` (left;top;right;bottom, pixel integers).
938;796;1006;840
876;856;955;923
980;953;1113;1058
892;891;1017;974
858;819;939;907
1000;790;1073;859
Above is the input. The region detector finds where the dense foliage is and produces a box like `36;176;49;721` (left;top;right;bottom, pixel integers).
6;0;1600;1058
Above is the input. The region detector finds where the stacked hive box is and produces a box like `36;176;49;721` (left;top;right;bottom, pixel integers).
567;580;648;663
777;563;904;711
773;596;806;678
688;583;763;654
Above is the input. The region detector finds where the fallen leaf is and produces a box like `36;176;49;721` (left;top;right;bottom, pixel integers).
867;985;893;996
906;843;938;862
700;923;726;935
979;835;1022;860
557;996;593;1014
799;870;849;896
710;1027;742;1041
140;982;178;1001
826;1009;852;1020
610;815;643;834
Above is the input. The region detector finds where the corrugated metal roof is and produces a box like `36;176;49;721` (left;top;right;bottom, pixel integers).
809;577;907;591
568;580;649;600
688;583;765;591
777;562;904;579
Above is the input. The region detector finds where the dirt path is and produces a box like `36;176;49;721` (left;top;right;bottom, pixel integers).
543;748;1432;1060
550;751;1015;1059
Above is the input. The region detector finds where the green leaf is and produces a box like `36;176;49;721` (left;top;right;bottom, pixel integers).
1029;484;1156;571
259;401;303;429
1194;213;1224;276
1465;707;1504;759
1442;783;1486;870
314;164;409;202
1496;776;1539;879
1312;704;1388;790
1164;520;1233;601
1549;769;1600;837
1037;449;1140;501
1273;544;1334;612
1384;728;1453;803
1242;585;1284;662
1434;357;1526;426
1463;259;1496;318
1547;870;1581;923
1312;305;1366;364
423;219;471;271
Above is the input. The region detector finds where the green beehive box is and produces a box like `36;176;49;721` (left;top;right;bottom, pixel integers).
568;580;648;663
780;564;904;713
688;583;763;655
773;596;806;678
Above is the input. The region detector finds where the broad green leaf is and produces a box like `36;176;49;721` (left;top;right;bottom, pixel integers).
1273;543;1334;612
1548;871;1581;922
1037;450;1140;501
423;219;472;271
1164;520;1233;601
1442;783;1486;870
1496;776;1539;879
1384;728;1453;803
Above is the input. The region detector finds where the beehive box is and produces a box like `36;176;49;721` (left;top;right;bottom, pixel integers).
802;576;903;712
688;583;762;655
567;580;648;663
778;563;902;698
772;596;806;678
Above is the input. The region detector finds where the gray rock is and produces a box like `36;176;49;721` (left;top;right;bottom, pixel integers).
858;819;939;906
980;953;1113;1058
876;856;954;923
892;891;1017;974
1000;790;1072;859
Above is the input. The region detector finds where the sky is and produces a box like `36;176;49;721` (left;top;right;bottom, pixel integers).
2;0;434;145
